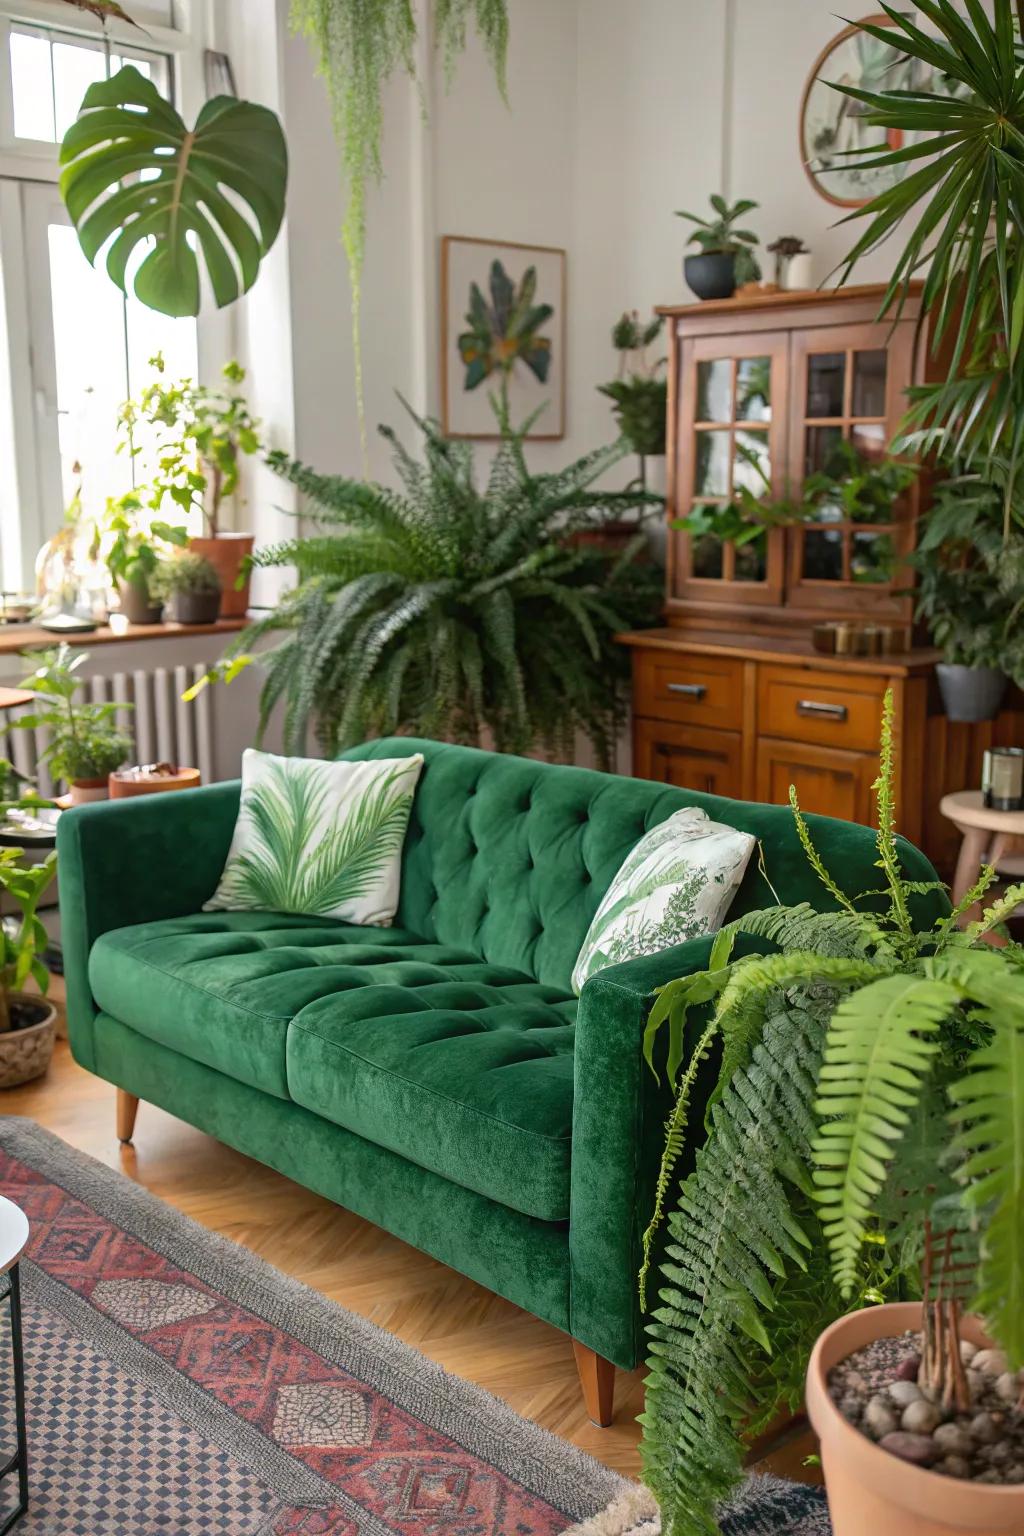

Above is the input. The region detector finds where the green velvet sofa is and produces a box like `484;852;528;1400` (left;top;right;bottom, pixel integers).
57;736;941;1423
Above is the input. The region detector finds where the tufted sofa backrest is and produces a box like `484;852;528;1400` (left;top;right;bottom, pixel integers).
341;738;943;995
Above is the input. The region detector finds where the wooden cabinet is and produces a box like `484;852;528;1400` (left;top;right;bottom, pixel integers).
662;284;930;634
634;719;743;798
755;737;877;826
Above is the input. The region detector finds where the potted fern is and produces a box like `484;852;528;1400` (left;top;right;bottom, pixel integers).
638;694;1024;1535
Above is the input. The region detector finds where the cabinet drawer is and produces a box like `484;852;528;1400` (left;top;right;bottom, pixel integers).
634;720;743;798
757;665;885;753
634;651;744;731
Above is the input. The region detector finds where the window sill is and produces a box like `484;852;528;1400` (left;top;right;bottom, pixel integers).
0;617;246;657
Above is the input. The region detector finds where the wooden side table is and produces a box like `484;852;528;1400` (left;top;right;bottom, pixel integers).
939;791;1024;906
0;1196;28;1532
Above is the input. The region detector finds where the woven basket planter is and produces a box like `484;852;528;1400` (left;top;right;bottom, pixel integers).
0;996;57;1087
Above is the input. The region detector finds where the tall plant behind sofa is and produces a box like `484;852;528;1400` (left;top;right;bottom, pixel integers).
209;407;663;766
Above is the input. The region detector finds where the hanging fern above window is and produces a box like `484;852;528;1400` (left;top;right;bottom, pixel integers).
291;0;510;438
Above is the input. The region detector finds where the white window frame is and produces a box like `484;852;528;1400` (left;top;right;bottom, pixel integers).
0;0;232;589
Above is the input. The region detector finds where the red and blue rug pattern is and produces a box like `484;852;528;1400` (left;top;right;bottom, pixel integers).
0;1120;626;1536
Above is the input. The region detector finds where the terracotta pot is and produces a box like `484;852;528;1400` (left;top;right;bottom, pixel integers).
109;766;201;799
0;995;57;1087
806;1301;1022;1536
68;778;108;806
190;533;253;618
116;577;163;626
167;588;222;626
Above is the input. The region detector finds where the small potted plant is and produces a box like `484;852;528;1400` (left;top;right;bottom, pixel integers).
597;311;668;479
675;195;761;300
103;492;188;625
767;234;812;290
153;552;222;625
15;646;133;804
0;842;58;1087
119;355;263;616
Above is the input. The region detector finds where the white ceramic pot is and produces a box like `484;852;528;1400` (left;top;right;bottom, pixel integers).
785;252;814;291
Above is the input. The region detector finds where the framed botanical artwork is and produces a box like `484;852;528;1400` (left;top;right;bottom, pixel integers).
800;15;944;208
440;236;566;440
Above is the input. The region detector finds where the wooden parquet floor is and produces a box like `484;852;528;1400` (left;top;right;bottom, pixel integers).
6;1018;817;1483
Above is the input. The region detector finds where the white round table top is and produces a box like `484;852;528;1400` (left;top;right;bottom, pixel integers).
940;790;1024;834
0;1195;28;1275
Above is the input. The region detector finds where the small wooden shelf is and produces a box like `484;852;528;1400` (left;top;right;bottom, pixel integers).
0;617;246;658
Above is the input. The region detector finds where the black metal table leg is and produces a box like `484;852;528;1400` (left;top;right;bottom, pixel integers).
0;1263;27;1533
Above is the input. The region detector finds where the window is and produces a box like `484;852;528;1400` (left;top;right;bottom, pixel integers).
0;14;200;592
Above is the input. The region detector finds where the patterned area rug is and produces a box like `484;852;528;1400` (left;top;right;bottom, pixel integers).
0;1119;831;1535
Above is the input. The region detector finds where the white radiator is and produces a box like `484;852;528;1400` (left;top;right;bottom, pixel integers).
2;662;215;797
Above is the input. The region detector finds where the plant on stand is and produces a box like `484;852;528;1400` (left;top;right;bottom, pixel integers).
190;404;663;766
0;844;58;1086
119;355;263;617
103;492;188;625
675;196;761;301
597;311;668;488
638;693;1024;1535
15;646;132;805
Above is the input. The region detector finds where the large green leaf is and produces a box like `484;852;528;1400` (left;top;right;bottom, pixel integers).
59;65;287;318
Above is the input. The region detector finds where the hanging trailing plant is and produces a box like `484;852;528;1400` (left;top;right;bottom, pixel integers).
291;0;510;438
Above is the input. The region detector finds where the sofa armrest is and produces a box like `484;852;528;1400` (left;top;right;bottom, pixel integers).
56;781;240;1070
569;930;772;1368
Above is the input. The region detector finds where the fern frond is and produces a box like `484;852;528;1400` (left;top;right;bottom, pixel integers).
814;973;956;1296
788;788;858;915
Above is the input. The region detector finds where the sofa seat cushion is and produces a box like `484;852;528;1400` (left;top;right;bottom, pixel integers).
286;976;577;1223
88;911;568;1105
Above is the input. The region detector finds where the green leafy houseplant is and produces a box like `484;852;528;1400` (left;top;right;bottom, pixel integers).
59;65;288;319
676;196;762;293
153;552;221;626
597;312;668;460
0;847;58;1036
15;646;133;788
103;492;188;620
637;694;1024;1535
291;0;508;437
196;407;662;766
457;259;554;416
833;1;1024;518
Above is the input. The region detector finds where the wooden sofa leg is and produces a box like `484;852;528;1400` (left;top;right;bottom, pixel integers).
573;1340;615;1427
117;1090;139;1145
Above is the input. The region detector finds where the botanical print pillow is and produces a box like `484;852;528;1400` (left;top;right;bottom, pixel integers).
205;750;424;925
571;807;755;994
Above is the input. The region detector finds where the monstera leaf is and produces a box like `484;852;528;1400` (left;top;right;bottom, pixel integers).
59;65;288;318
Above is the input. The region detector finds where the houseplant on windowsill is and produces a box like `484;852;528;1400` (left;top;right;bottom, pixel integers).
0;842;58;1087
152;552;222;626
119;356;264;617
675;196;761;301
103;493;188;625
15;646;133;805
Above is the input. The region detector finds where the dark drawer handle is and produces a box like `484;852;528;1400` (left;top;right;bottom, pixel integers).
797;699;848;722
667;682;707;700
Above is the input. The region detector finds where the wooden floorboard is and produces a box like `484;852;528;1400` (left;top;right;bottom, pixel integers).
6;1024;819;1483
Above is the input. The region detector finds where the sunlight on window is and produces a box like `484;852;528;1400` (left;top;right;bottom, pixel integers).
10;27;165;145
47;226;198;525
10;31;55;141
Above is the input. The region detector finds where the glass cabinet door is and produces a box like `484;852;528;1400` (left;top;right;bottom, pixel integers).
670;332;789;608
787;321;916;612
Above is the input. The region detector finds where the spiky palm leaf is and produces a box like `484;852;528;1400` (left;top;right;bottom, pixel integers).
234;407;662;763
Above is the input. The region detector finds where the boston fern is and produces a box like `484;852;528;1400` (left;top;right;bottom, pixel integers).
235;409;661;764
639;693;1024;1536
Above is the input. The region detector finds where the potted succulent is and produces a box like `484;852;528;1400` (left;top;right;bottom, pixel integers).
675;195;761;301
0;844;58;1087
119;355;263;616
153;552;222;625
767;234;811;290
597;311;668;488
103;492;188;625
15;646;133;805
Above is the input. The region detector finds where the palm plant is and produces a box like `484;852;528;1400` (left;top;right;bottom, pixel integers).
214;758;415;916
217;407;662;764
638;693;1024;1535
833;2;1024;516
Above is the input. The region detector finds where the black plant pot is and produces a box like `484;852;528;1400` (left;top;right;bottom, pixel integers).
936;662;1007;723
168;589;221;625
683;251;737;302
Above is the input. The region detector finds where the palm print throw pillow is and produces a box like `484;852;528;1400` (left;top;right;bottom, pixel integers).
571;807;755;994
205;750;424;925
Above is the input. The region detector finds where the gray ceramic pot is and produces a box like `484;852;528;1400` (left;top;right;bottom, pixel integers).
936;663;1007;723
683;251;737;301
